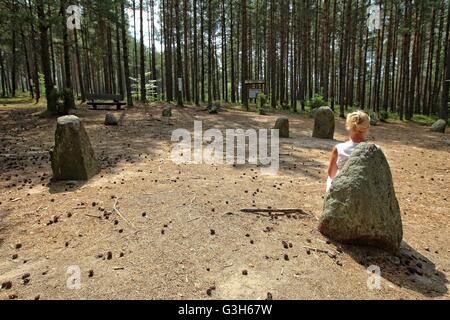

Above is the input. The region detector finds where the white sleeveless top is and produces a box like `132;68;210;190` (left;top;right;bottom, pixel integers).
326;140;360;192
336;140;360;170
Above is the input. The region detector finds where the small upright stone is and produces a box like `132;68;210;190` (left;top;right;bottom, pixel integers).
105;113;118;126
313;107;335;139
50;115;100;181
431;119;446;133
208;105;218;114
369;112;379;126
162;106;172;117
274;117;289;138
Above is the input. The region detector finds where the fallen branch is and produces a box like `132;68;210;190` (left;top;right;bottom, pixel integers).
240;208;310;217
303;246;329;254
85;214;102;219
303;246;338;259
113;198;136;229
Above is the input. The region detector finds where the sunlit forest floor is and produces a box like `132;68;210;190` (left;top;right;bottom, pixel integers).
0;98;449;300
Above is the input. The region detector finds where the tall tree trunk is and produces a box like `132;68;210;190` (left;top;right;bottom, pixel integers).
183;0;191;102
230;0;236;103
0;50;6;97
20;29;34;99
140;0;146;101
241;0;249;110
115;5;124;99
132;0;139;100
193;0;200;105
121;0;133;107
175;0;184;107
37;0;57;115
61;0;75;112
440;0;450;122
207;0;213;107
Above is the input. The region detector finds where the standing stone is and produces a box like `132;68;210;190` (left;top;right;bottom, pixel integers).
162;106;172;117
369;112;379;126
50;115;100;181
313;107;335;139
208;105;218;114
431;119;446;133
319;143;403;253
309;108;319;119
274;117;289;138
105;113;119;126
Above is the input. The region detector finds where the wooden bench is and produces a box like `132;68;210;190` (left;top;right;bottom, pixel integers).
85;93;126;110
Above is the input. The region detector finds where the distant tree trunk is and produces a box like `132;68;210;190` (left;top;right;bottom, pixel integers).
140;0;146;101
221;0;228;102
200;1;205;102
175;0;184;107
121;1;133;107
338;0;348;117
20;29;34;99
115;5;124;99
183;0;191;102
230;0;236;103
132;0;138;99
241;0;249;110
163;0;173;101
0;50;6;97
440;0;450;122
27;0;41;102
150;0;157;83
37;0;57;115
383;1;395;112
60;0;75;112
193;0;200;105
207;0;213;107
330;0;337;110
423;6;436;115
432;0;445;113
11;1;17;97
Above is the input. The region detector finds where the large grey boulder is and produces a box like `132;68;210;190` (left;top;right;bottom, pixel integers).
274;117;289;138
105;113;119;126
431;119;446;133
313;107;335;139
50;115;100;181
319;143;403;253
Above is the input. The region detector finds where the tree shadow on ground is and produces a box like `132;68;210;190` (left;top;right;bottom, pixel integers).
341;241;448;298
48;180;87;194
0;105;169;194
0;208;11;249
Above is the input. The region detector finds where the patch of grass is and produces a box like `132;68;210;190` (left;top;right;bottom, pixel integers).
410;114;450;126
0;94;46;110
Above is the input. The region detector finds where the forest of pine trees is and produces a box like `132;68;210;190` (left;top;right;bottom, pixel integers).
0;0;449;122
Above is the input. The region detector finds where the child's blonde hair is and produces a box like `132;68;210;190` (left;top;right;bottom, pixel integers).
346;111;371;135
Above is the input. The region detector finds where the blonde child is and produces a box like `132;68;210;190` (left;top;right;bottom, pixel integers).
326;111;371;192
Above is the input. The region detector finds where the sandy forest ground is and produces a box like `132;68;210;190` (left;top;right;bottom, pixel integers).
0;101;449;300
